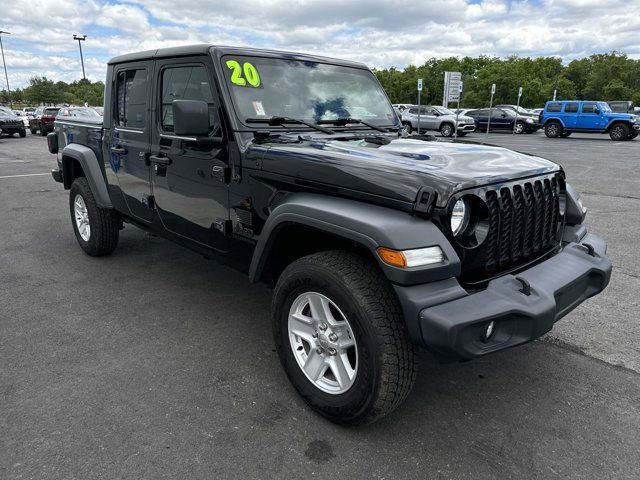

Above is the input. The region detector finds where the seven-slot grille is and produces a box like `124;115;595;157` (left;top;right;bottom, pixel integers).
483;176;561;272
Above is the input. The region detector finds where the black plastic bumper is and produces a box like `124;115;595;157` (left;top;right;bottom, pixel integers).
400;233;611;359
51;169;63;183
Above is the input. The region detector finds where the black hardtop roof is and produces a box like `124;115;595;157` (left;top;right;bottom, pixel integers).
108;44;368;69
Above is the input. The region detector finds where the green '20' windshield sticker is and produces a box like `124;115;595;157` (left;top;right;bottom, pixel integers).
226;60;261;87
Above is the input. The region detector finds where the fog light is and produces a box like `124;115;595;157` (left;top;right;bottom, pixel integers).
483;321;495;341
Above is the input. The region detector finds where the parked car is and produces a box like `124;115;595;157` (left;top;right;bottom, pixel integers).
47;44;611;425
29;106;61;136
0;106;27;137
540;100;639;140
22;106;36;115
92;106;104;116
464;107;538;133
606;101;634;114
495;104;537;118
57;107;103;119
529;108;544;116
401;105;476;136
13;110;31;127
392;104;413;112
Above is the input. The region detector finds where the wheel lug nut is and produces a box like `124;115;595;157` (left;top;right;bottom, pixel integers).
319;323;328;331
328;348;337;356
312;332;318;338
328;333;338;342
316;347;324;354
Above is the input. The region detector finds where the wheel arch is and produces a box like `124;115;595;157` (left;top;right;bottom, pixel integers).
61;144;112;208
543;117;565;127
249;193;460;286
605;120;630;132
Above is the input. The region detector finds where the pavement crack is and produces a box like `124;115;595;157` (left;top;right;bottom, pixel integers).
540;337;640;377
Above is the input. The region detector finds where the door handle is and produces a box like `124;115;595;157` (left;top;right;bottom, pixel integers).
111;146;126;155
149;154;172;166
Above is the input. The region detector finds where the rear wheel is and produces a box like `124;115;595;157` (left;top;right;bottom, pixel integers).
440;123;454;137
39;127;47;137
69;177;120;256
272;251;417;425
609;123;629;141
30;126;37;134
402;122;412;134
544;122;562;138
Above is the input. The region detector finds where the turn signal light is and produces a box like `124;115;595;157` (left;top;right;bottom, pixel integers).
376;246;444;268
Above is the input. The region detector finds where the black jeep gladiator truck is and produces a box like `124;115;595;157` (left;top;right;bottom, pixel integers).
48;45;612;425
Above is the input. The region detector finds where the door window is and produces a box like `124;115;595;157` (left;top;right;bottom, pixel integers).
115;69;147;128
581;102;599;114
546;102;562;112
160;65;219;134
564;102;579;113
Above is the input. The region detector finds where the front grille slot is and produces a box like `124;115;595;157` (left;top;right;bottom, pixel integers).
482;176;560;274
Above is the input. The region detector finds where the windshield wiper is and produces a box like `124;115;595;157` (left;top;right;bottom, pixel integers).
317;117;389;133
246;116;334;134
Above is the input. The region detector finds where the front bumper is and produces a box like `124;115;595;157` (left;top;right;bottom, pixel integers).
457;123;476;133
396;233;611;359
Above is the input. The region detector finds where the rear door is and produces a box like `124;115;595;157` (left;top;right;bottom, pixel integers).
150;56;230;251
105;63;153;222
473;109;490;130
563;102;579;128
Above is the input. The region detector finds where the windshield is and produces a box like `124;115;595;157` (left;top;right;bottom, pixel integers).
600;103;612;113
69;107;101;117
222;55;398;128
433;106;455;115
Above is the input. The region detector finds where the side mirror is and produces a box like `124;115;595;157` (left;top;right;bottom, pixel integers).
501;113;507;118
173;99;210;136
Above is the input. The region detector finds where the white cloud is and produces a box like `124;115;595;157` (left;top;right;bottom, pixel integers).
0;0;639;89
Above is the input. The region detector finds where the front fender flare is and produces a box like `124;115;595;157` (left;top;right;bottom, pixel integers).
249;193;460;285
61;144;112;208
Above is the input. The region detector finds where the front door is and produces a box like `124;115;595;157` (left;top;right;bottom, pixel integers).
576;102;604;130
106;63;153;222
150;57;230;251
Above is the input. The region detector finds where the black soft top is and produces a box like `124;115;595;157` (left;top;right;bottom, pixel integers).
107;44;367;70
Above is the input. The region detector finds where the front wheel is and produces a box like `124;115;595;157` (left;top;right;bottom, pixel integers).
19;129;26;138
69;177;120;256
514;121;525;134
609;123;629;141
440;123;454;137
272;251;417;425
402;122;412;134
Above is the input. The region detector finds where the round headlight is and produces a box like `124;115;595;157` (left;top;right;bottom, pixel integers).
450;198;470;236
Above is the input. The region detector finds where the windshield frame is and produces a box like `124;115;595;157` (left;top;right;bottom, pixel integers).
218;53;399;132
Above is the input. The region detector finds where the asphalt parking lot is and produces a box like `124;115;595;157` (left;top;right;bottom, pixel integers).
1;130;639;479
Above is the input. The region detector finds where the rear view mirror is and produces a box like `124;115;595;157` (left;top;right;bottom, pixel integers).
173;100;210;136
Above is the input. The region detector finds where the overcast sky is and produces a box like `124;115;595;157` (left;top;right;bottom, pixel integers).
1;0;639;88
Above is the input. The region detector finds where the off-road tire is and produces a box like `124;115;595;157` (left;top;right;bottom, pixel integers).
609;123;629;141
39;127;47;137
402;122;412;134
30;126;37;134
19;129;26;138
69;177;120;256
440;122;454;137
272;251;417;426
544;122;562;138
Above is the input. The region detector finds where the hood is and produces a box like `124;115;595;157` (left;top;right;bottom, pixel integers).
257;136;560;208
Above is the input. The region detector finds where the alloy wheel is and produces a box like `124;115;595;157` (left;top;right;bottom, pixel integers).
74;194;91;241
288;292;358;395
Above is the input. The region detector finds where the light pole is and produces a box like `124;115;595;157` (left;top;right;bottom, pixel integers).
73;34;87;105
0;31;12;108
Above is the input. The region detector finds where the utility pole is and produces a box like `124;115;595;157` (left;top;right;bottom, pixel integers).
0;31;12;108
73;34;88;105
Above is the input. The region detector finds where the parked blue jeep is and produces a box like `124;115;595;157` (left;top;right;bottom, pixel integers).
540;100;639;140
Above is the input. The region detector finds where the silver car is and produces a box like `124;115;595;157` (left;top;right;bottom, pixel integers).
401;105;476;137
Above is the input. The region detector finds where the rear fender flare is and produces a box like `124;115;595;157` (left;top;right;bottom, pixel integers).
61;144;112;208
